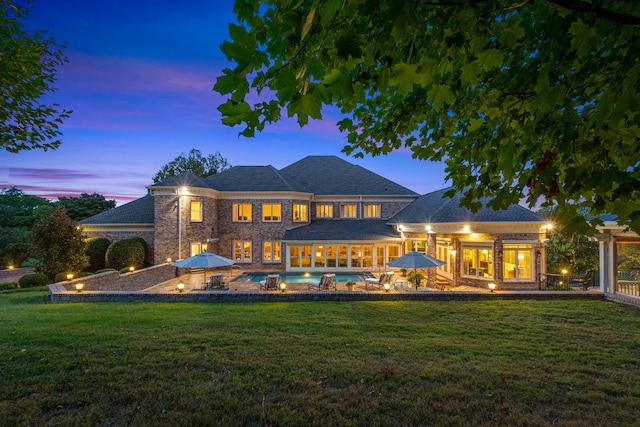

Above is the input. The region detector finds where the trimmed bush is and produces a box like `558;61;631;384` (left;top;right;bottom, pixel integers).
105;238;147;271
119;267;132;274
78;272;93;277
85;237;110;272
20;258;40;268
0;281;19;290
18;273;49;288
95;268;118;274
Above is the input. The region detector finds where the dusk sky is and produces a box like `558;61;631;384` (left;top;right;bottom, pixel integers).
1;0;448;205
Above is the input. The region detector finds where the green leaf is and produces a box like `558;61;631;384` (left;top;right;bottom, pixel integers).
389;63;418;95
501;24;525;49
460;61;480;86
218;100;252;126
287;94;322;126
468;118;483;132
476;49;503;71
427;85;454;110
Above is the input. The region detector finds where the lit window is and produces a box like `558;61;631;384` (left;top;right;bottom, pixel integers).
289;245;311;268
233;240;252;262
364;204;381;218
461;245;493;278
340;203;357;218
503;244;532;280
190;243;202;256
317;204;333;218
293;204;308;222
233;204;252;222
263;241;281;263
190;201;202;222
262;203;281;222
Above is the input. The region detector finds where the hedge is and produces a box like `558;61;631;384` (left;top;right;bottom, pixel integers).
0;281;19;290
105;238;148;271
18;273;49;288
85;238;111;272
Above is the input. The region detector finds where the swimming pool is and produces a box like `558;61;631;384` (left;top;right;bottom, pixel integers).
231;272;374;283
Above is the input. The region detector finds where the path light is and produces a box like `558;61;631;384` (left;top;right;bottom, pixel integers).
76;282;84;292
66;273;73;280
8;265;14;270
280;280;287;292
129;266;134;273
384;282;391;292
177;281;185;292
488;282;496;292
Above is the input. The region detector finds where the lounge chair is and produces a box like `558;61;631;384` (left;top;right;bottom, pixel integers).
259;274;280;291
308;273;336;291
207;273;226;290
365;272;394;290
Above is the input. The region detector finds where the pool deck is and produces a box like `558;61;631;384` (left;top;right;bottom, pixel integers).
48;271;606;303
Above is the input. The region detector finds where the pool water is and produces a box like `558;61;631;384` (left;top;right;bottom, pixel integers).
231;272;374;283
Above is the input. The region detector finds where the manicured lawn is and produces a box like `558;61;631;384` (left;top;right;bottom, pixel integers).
1;288;639;426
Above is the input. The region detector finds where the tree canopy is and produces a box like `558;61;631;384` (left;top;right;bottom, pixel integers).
153;149;231;182
1;1;72;153
55;193;116;221
215;0;640;234
0;187;51;228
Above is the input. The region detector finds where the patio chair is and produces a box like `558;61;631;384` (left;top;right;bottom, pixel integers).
308;273;336;291
574;270;595;290
207;273;227;290
259;274;280;291
365;272;394;290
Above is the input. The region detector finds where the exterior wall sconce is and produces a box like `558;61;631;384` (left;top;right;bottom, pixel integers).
488;282;496;292
280;281;287;292
76;282;84;292
177;281;185;292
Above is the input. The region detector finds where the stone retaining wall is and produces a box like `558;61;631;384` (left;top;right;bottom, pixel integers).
59;264;178;292
49;289;605;304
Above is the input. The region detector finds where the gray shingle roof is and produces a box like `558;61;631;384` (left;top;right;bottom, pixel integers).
280;155;418;196
79;194;154;225
204;166;310;192
389;188;543;224
283;220;402;241
148;172;210;189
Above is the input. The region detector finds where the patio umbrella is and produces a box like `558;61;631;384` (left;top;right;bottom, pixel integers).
387;251;446;289
172;252;236;283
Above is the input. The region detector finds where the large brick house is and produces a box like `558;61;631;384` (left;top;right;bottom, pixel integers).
80;155;549;289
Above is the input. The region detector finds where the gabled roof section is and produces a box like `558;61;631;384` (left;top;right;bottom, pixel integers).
283;220;401;241
280;155;418;196
204;165;310;193
79;194;154;225
148;172;210;189
389;188;543;224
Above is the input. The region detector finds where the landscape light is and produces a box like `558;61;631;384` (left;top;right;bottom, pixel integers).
384;283;391;292
66;273;73;280
76;283;84;292
280;281;287;292
177;281;185;292
129;266;134;272
488;283;496;292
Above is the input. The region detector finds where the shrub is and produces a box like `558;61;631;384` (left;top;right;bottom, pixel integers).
78;272;93;277
54;272;75;282
105;238;147;271
119;267;132;274
95;268;117;274
85;237;110;272
18;273;49;288
0;281;19;290
20;258;40;268
550;283;573;291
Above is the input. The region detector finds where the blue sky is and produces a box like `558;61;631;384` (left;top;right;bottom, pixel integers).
1;0;448;204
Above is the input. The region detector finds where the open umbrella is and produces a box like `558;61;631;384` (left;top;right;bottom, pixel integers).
387;251;446;289
172;252;236;283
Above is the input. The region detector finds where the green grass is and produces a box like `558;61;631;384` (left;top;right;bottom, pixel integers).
1;288;639;426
